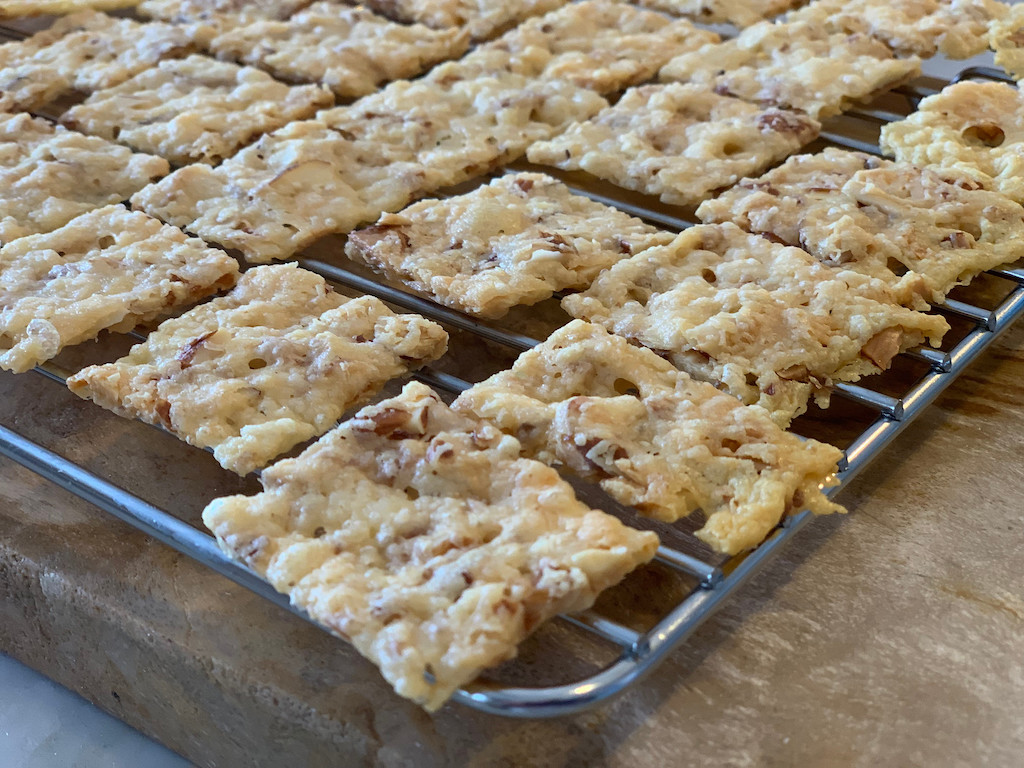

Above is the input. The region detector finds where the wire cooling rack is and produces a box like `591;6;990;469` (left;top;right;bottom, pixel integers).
0;14;1022;716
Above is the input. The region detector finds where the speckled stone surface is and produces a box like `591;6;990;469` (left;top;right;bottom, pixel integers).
1;311;1022;766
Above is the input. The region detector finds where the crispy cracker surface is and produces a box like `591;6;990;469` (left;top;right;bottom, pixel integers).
345;173;674;318
637;0;805;27
0;205;238;373
361;0;565;40
67;264;448;474
202;381;657;708
991;3;1024;81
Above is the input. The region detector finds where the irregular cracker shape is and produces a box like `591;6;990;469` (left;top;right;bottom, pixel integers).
67;264;449;475
636;0;805;28
0;112;169;245
203;381;658;709
527;83;820;206
659;21;921;120
0;205;238;373
209;3;470;99
879;81;1024;204
62;54;332;166
991;3;1024;81
785;0;1008;59
454;321;844;554
561;223;949;426
697;148;1024;307
462;0;719;94
345;173;674;318
361;0;566;40
131;120;375;262
139;0;311;28
0;0;140;19
0;11;197;112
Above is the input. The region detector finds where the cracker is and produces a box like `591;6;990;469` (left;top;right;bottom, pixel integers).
786;0;1007;59
0;205;238;373
202;380;658;709
361;0;566;40
561;223;949;425
659;20;922;120
697;148;1024;307
0;0;139;19
879;81;1024;204
131;120;376;262
636;0;805;28
345;173;674;318
0;11;197;112
465;0;719;94
991;3;1024;81
61;54;332;166
67;264;449;475
0;112;169;245
209;3;470;100
138;0;310;30
527;83;820;206
453;321;844;554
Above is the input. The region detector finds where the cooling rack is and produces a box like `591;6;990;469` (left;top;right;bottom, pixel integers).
1;11;1022;716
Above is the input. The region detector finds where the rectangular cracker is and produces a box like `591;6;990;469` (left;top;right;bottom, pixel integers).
360;0;566;40
0;205;238;373
0;112;169;245
67;264;449;475
527;83;820;206
0;11;197;112
879;81;1024;205
209;3;470;100
61;54;333;166
453;321;844;555
462;0;719;94
697;148;1024;308
636;0;806;28
659;20;922;120
561;223;949;426
345;173;675;318
202;380;658;709
991;3;1024;81
786;0;1008;59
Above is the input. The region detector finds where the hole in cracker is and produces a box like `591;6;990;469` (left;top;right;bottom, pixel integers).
962;123;1005;148
722;141;743;156
248;358;268;369
97;235;115;249
613;378;640;397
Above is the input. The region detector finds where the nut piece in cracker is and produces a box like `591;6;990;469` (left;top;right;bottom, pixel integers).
659;20;921;120
202;381;658;709
0;11;197;113
0;205;238;374
67;264;448;475
561;223;948;426
697;148;1024;308
360;0;565;41
527;83;820;206
454;321;844;555
209;3;470;100
0;112;169;245
879;81;1024;204
465;0;719;94
61;55;333;167
635;0;806;28
345;173;674;319
785;0;1008;59
991;4;1024;82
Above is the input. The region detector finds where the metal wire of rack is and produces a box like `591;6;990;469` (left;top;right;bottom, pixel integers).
0;18;1022;716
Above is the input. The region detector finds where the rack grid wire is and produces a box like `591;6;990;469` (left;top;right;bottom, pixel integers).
0;15;1021;717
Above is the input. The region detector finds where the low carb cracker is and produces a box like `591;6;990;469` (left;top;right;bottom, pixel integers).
67;264;449;475
526;83;820;206
697;148;1024;307
991;3;1024;81
0;11;197;112
879;81;1024;204
208;3;470;100
453;321;844;555
635;0;805;28
345;173;675;318
202;380;658;709
360;0;566;40
0;205;238;373
61;54;333;166
659;20;921;120
561;223;949;426
0;112;169;245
